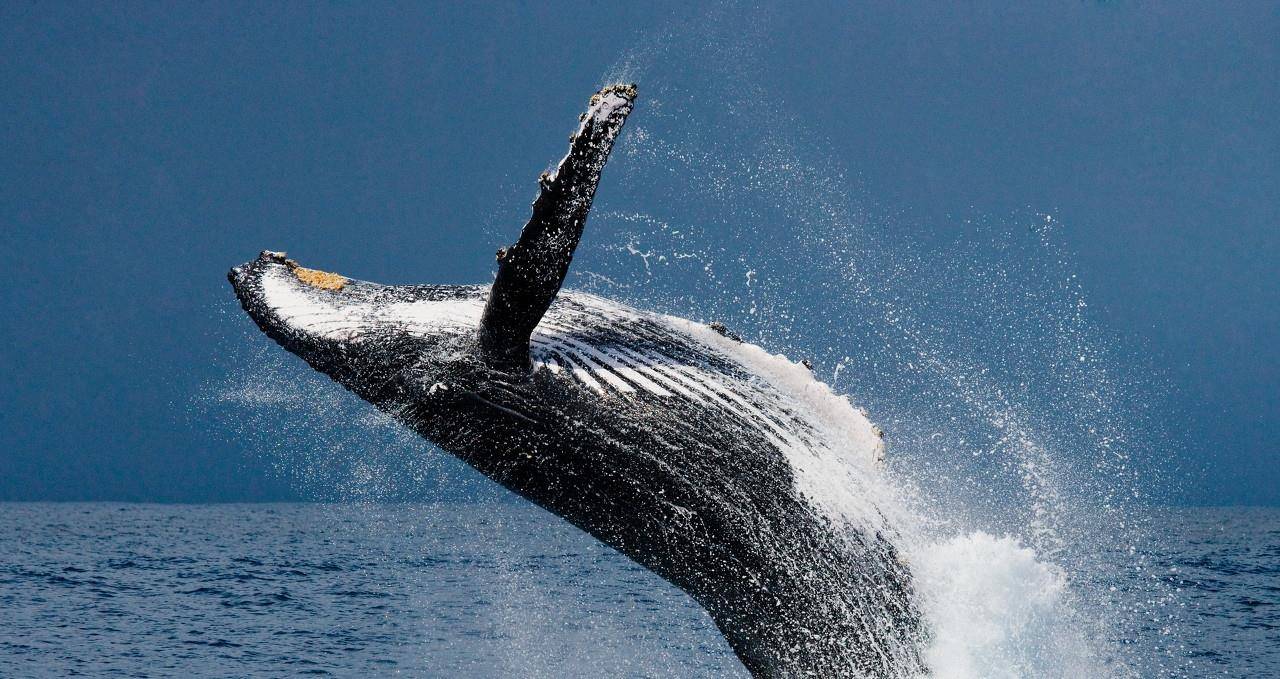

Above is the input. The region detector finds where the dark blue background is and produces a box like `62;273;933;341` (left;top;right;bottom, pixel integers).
2;2;1274;504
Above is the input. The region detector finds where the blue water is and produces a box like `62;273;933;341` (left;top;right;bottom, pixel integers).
1;503;1275;677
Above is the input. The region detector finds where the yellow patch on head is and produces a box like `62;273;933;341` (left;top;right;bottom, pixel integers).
294;267;348;291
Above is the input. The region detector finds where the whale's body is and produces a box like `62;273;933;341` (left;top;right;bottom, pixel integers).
229;86;925;677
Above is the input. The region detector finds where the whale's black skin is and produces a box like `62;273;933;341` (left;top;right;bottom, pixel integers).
228;85;926;677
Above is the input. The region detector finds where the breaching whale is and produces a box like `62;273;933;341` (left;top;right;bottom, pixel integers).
228;85;925;677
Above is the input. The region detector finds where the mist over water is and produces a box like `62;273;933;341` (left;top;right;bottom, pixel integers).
207;346;478;505
202;6;1190;678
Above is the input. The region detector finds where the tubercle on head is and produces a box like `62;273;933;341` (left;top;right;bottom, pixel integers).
258;250;349;291
591;82;638;106
294;267;348;291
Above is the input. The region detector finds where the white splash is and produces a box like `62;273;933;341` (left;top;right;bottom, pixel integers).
914;532;1105;679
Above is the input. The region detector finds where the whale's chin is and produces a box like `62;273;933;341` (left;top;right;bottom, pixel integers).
228;251;351;341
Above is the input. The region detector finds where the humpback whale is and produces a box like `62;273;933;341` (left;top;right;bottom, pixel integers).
228;85;925;677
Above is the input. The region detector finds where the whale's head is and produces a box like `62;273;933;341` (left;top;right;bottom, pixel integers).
228;250;489;404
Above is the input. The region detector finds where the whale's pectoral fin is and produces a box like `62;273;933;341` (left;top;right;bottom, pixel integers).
478;84;637;370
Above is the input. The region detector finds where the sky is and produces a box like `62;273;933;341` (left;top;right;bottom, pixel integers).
1;2;1275;505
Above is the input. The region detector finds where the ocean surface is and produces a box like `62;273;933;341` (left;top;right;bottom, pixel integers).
1;503;1275;678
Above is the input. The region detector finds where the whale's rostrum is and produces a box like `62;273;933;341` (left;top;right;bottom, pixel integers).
228;84;926;678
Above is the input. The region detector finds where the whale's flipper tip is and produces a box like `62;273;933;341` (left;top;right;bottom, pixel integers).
478;84;638;369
